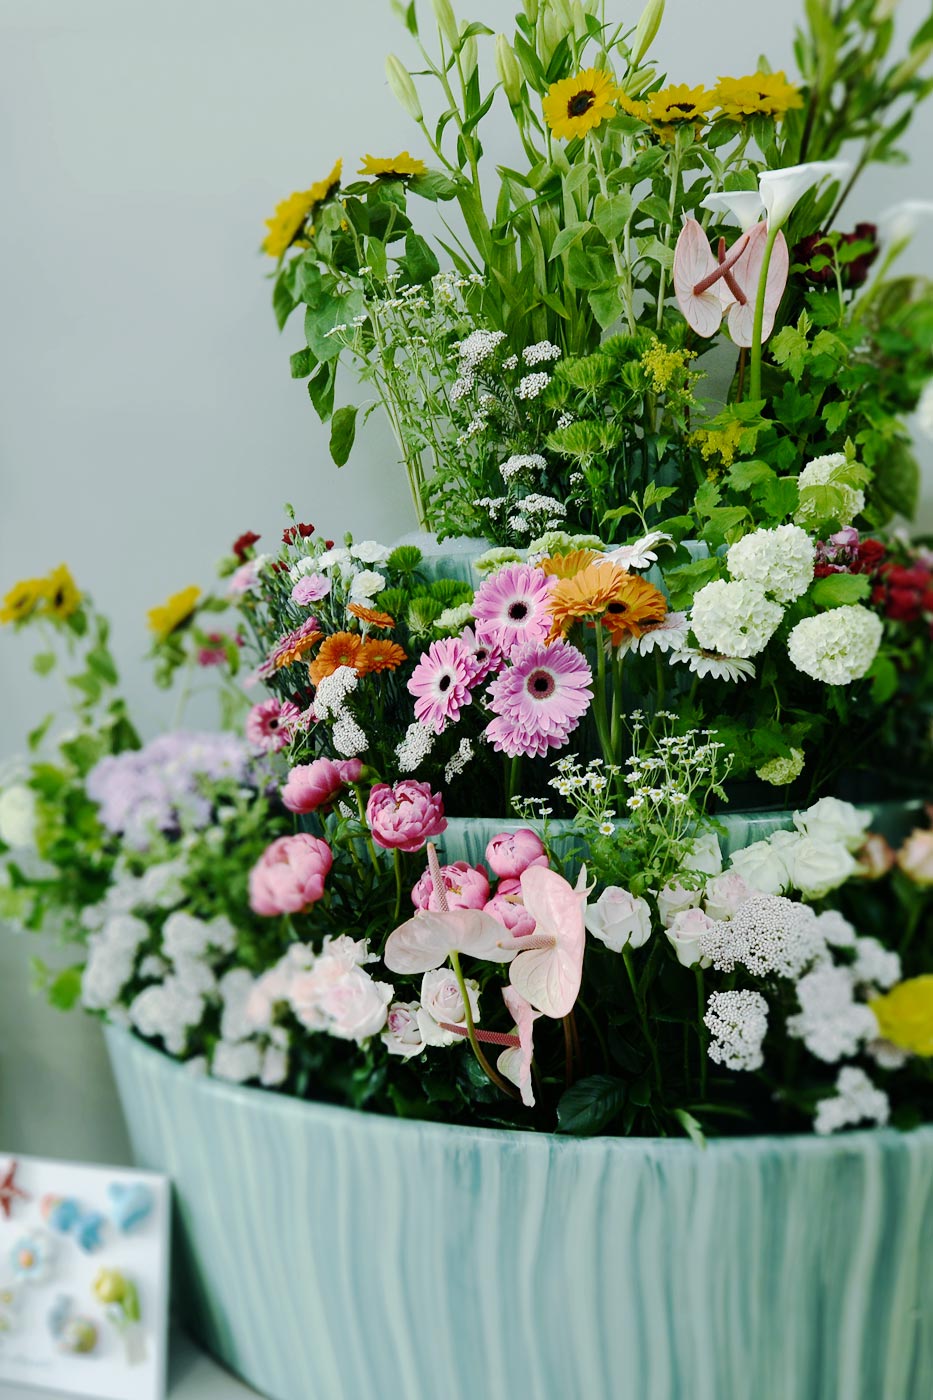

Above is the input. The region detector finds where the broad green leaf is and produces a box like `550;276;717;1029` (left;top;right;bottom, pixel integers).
556;1075;627;1135
329;405;359;467
593;192;633;241
810;573;871;608
32;652;56;676
548;221;592;260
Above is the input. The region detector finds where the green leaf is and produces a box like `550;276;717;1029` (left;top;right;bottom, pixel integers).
32;652;56;676
409;169;460;202
329;405;359;467
867;654;899;705
593;192;633;241
47;966;84;1011
549;221;592;260
556;1075;627;1136
726;459;775;492
272;272;297;330
86;646;118;685
566;243;614;290
400;231;440;285
27;714;54;751
664;556;722;610
290;347;316;379
307;361;337;421
810;573;871;608
673;1108;707;1148
588;284;624;330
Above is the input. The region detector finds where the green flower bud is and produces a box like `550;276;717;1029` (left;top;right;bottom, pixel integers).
460;25;478;78
631;0;665;65
385;55;423;122
495;34;523;106
431;0;460;50
93;1269;128;1307
571;0;588;41
890;41;933;89
521;0;539;22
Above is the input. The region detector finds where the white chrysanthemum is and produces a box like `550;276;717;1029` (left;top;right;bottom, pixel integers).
691;579;784;658
756;749;805;785
814;1066;890;1135
349;569;386;602
727;525;815;603
787;605;882;684
670;648;756;682
350;540;391;565
699;895;826;979
704;990;769;1072
917;379;933;439
787;965;878;1062
396;721;437;773
852;936;901;990
795;453;865;528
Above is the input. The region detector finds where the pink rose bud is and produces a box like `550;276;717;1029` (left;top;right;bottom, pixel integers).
281;758;361;814
483;892;536;940
366;781;447;853
703;871;757;922
897;829;933;887
485;829;548;879
412;860;490;911
858;833;896;880
248;834;333;916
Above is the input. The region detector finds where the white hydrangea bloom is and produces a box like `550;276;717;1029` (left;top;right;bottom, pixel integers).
704;990;769;1071
129;977;206;1055
795;453;865;528
787;965;878;1062
756;749;805;785
219;967;259;1042
727;524;816;603
691;579;784;659
82;914;150;1010
814;1066;890;1135
787;605;882;684
699;895;827;979
851;937;901;990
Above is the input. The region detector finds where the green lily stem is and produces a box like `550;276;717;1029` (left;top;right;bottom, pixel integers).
353;785;382;876
592;619;614;766
449;951;518;1098
748;221;781;402
623;946;662;1094
506;755;523;812
695;966;708;1098
588;135;637;334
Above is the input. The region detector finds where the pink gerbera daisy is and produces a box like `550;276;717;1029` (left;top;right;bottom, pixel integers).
257;617;321;680
407;638;478;734
485;640;592;758
471;564;555;652
246;697;301;753
459;626;502;685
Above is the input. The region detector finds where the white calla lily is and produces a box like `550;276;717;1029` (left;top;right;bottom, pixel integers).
877;200;933;250
758;160;851;230
700;191;765;232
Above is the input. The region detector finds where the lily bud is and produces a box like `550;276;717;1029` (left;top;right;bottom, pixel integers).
539;4;566;62
571;1;588;41
495;33;523;106
551;0;574;30
631;0;665;65
872;0;899;18
521;0;539;20
431;0;460;51
890;41;933;90
386;54;423;122
460;25;478;79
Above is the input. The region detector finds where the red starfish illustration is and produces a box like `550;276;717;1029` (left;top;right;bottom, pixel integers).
0;1161;29;1220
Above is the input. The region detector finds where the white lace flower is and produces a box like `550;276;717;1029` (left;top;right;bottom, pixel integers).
499;453;547;481
396;721;437;773
699;895;827;979
313;666;359;717
691;579;783;658
727;525;815;603
787;606;882;684
852;936;901;990
444;738;474;783
516;372;550;400
522;340;561;365
332;714;368;757
814;909;857;947
814;1066;889;1135
457;329;506;368
787;965;878;1062
704;990;769;1071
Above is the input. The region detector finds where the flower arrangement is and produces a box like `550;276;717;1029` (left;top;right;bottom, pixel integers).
3;0;933;1143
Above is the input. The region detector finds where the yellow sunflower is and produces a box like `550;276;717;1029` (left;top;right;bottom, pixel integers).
871;976;933;1057
542;68;618;141
539;549;600;580
617;91;650;122
0;576;49;626
713;72;803;122
261;159;343;259
599;575;668;646
42;564;81;621
358;152;427;179
646;84;714;125
147;585;201;641
547;562;634;638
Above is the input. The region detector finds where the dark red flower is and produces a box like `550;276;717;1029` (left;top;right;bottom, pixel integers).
324;539;335;550
283;523;316;544
232;531;261;562
795;223;879;291
874;562;933;624
854;539;886;575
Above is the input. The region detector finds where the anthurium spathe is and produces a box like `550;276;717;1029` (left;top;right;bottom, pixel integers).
497;986;542;1107
672;219;739;338
506;866;588;1018
726;220;790;347
383;907;513;974
673;220;788;347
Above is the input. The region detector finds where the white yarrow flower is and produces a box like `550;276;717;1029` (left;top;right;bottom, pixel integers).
814;1066;889;1135
704;990;769;1072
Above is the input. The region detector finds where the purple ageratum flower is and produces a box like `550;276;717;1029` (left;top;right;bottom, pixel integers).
471;564;555;652
485;640;592;758
407;638;478;734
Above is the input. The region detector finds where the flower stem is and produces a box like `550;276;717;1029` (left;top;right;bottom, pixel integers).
449;950;518;1098
748;222;780;402
623;946;662;1094
592;619;614;765
353;785;382;876
695;966;708;1098
393;849;403;922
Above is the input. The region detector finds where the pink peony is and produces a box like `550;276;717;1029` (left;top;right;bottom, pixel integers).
412;860;490;911
485;829;548;879
248;834;333;916
246;698;301;754
484;891;537;940
281;758;363;814
407;637;478;734
471;563;555;651
366;781;447;853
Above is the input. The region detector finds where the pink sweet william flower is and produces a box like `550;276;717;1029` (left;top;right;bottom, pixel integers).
246;698;301;753
248;834;333;916
471;563;555;651
412;860;490;911
281;758;363;814
485;828;548;879
291;574;331;606
483;891;537;940
366;780;447;853
228;560;260;596
485;640;592;758
407;637;478;734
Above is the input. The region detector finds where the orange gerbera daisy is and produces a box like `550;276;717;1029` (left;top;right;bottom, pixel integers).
599;576;668;646
275;628;323;668
348;603;396;629
547;562;633;638
309;631;363;685
539;549;600;580
358;639;407;674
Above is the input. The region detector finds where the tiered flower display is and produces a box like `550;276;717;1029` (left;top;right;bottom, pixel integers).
3;0;933;1141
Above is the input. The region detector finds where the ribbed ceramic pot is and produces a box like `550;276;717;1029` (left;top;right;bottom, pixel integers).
106;1025;933;1400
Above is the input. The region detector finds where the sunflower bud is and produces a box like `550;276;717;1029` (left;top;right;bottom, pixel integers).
386;55;423;122
460;25;478;78
631;0;665;65
431;0;460;50
890;41;933;90
495;34;523;106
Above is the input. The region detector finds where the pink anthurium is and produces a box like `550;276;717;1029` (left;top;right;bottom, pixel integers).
384;844;516;974
506;865;587;1018
726;220;789;347
673;219;730;339
497;986;542;1107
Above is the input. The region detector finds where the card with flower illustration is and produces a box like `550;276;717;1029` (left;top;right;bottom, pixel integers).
0;1155;169;1399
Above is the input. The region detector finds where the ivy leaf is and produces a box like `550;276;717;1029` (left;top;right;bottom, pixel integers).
810;573;871;608
556;1075;627;1135
329;405;358;467
673;1108;707;1148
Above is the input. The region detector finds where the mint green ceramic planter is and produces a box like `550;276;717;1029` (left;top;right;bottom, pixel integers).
106;1026;933;1400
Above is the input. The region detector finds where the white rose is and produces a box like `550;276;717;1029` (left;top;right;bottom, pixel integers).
782;835;857;899
317;965;393;1043
382;1002;427;1059
682;831;723;878
656;881;703;929
793;797;871;852
703;871;757;921
728;839;790;896
0;784;36;849
584;887;652;953
349;570;387;601
418;969;481;1047
666;907;715;968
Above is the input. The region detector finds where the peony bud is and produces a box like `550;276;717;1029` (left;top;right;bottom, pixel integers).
386;54;423;122
495;33;523;106
431;0;460;51
631;0;665;65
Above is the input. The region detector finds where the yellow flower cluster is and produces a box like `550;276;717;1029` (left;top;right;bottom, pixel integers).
0;564;81;626
261;159;342;259
358;152;426;179
147;585;201;641
609;71;802;142
641;337;695;393
713;72;803;121
871;976;933;1057
691;420;746;466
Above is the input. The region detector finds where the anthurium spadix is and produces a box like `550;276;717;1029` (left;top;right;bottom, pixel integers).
506;864;588;1018
673;220;788;347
